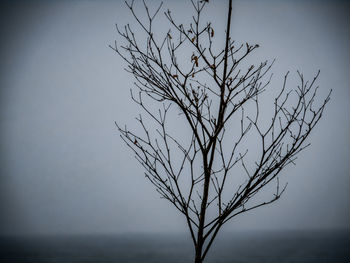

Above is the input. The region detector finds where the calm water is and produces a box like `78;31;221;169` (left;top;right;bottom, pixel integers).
0;230;349;263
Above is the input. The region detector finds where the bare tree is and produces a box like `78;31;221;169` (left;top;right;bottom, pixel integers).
111;0;331;262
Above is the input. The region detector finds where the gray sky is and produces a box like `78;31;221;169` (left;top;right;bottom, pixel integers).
0;0;349;236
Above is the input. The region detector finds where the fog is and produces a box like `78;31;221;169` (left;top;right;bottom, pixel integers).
0;0;349;236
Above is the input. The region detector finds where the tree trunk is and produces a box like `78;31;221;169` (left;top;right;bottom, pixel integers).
194;242;203;263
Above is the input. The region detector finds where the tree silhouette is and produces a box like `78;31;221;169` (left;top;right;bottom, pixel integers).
111;0;331;262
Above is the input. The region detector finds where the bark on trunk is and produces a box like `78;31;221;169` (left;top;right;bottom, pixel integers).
194;242;203;263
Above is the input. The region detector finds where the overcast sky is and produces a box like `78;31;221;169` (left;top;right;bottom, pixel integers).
0;0;349;236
